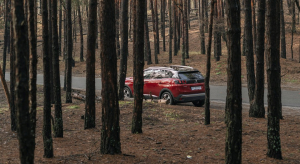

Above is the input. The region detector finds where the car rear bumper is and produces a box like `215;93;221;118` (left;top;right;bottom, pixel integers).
174;93;205;102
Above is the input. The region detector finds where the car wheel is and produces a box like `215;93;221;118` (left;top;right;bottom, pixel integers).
192;100;205;107
124;87;132;98
160;92;175;105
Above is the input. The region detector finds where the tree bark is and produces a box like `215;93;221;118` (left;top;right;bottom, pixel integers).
28;0;38;155
204;0;214;125
173;0;178;56
224;0;242;163
85;0;97;129
150;0;159;63
66;0;73;103
100;0;121;154
266;0;283;159
161;0;166;51
280;0;286;59
41;0;54;157
78;2;84;62
144;0;152;65
199;0;205;55
48;0;54;104
13;0;35;162
58;0;62;56
116;0;121;59
2;0;10;77
52;0;63;138
184;0;189;59
118;0;129;100
168;0;172;63
244;0;255;110
251;0;256;55
213;1;221;61
10;14;16;131
249;0;265;118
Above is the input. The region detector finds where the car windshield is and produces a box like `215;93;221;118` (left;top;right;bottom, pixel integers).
178;71;204;80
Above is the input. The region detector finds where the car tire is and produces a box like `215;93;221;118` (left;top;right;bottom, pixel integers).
192;100;205;107
124;87;132;98
160;92;176;105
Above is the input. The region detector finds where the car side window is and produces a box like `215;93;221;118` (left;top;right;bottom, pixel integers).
144;69;153;79
153;69;163;79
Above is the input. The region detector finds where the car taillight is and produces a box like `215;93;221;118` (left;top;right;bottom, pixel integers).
174;80;187;84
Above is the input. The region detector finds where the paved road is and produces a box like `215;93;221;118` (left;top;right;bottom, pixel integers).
4;73;300;108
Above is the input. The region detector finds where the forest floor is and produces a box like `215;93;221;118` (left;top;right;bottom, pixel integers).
1;6;300;163
0;85;300;163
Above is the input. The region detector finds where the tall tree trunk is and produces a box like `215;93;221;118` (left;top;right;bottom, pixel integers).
204;0;214;125
78;2;84;62
155;0;159;55
41;0;54;157
168;0;172;63
28;0;37;158
161;0;166;51
63;10;67;91
280;0;286;59
224;0;242;163
118;0;129;101
251;0;256;55
66;0;73;103
100;0;121;154
132;0;145;134
2;0;10;77
266;0;283;159
144;0;152;65
150;0;159;63
116;0;121;59
181;0;186;65
199;0;205;55
244;0;255;109
10;15;16;131
58;0;62;56
13;0;35;162
213;1;221;61
249;0;265;118
173;0;178;56
85;0;97;129
184;0;189;59
52;0;63;138
48;0;54;104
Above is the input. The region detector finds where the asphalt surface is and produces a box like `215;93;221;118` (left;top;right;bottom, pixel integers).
4;73;300;108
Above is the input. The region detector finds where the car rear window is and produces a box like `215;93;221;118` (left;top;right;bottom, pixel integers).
178;71;204;80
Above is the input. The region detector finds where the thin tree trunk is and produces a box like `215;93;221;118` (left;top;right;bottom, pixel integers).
266;0;283;159
66;0;73;103
100;0;121;154
213;1;221;61
118;0;129;100
155;0;159;55
2;0;10;77
184;0;189;59
52;0;63;138
85;0;97;129
132;0;145;134
173;0;178;56
150;0;159;63
48;0;54;104
252;0;256;54
58;0;62;56
0;64;10;109
280;0;286;59
249;0;265;118
181;0;185;65
224;0;242;163
161;0;166;51
116;0;120;59
78;2;84;62
28;0;37;157
168;0;172;63
42;0;54;157
144;0;152;65
204;0;214;125
244;0;255;108
199;0;205;54
10;15;16;131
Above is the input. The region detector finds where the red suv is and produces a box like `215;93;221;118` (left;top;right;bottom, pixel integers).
124;65;206;107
